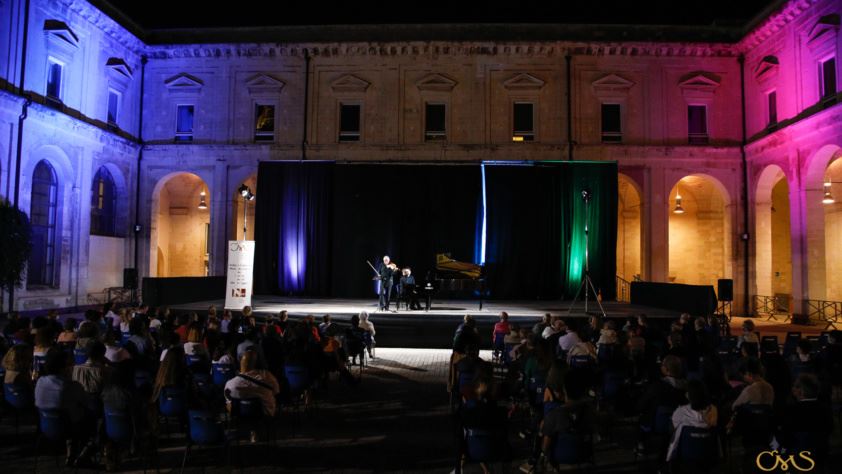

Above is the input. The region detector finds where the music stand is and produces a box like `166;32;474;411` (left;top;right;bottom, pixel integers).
567;189;607;319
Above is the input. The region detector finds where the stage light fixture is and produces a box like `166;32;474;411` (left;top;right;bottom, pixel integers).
238;184;255;201
673;190;685;214
823;181;835;204
198;189;208;209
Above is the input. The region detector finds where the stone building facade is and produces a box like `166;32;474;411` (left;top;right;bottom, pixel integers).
0;0;840;319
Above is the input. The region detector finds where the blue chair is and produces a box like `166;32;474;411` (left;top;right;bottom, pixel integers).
120;332;132;346
193;373;215;400
35;409;68;470
464;428;509;466
284;365;311;401
185;354;205;368
32;355;47;376
457;370;476;396
105;406;156;471
4;383;33;436
598;371;625;410
228;396;272;442
735;404;774;449
673;426;719;471
548;432;593;468
181;410;230;473
527;373;547;407
158;386;187;436
362;332;375;358
73;348;88;365
134;369;152;389
596;343;616;364
211;363;235;386
569;355;594;369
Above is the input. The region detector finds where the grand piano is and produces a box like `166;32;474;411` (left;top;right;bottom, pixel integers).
418;253;485;310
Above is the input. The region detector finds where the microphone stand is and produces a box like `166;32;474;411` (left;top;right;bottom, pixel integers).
567;189;607;319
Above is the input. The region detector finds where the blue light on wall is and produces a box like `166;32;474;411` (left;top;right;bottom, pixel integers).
279;185;307;293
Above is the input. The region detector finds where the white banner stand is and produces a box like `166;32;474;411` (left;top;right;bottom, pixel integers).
225;240;255;310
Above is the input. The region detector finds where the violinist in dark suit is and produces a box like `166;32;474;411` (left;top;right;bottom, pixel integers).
377;255;399;311
400;267;422;310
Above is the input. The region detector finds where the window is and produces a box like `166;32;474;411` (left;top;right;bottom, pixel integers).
107;89;120;126
425;103;446;141
687;105;708;144
601;103;622;143
46;59;63;101
819;57;837;98
28;161;58;287
339;103;361;142
767;90;777;126
512;102;534;141
90;167;117;236
175;105;194;142
254;104;275;142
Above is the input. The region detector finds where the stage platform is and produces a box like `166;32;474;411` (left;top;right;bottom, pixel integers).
172;296;681;348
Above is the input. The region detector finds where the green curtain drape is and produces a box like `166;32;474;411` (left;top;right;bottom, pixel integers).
557;161;618;300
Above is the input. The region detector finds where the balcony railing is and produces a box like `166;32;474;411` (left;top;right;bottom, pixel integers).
753;294;791;322
616;275;631;302
806;299;842;330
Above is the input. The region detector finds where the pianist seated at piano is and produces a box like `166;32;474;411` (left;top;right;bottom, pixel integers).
399;268;422;310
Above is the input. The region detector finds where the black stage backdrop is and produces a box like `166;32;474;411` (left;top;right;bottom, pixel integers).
484;164;562;299
254;161;334;295
330;164;481;297
254;161;616;300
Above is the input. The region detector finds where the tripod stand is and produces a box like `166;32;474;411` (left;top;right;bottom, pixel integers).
567;189;607;319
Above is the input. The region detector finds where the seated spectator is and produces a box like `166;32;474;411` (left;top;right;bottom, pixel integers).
358;311;376;358
57;319;77;344
212;344;236;367
732;357;774;409
453;315;480;355
504;324;522;346
637;355;687;442
532;313;552;336
220;309;233;336
104;331;131;364
318;314;334;338
174;313;190;343
558;324;582;354
666;380;717;462
237;329;259;361
35;348;93;466
118;308;132;334
2;343;34;386
736;319;759;350
540;369;596;455
71;340;109;411
789;340;818;375
580;315;602;344
567;337;597;364
224;349;281;416
780;373;833;460
597;320;619;345
101;362;138;471
183;325;209;358
541;317;565;340
33;326;55;357
150;345;187;405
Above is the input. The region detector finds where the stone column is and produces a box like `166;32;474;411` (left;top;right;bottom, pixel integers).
647;166;668;282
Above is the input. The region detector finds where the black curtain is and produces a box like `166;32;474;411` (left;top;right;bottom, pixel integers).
484;164;562;299
253;161;333;296
330;164;481;298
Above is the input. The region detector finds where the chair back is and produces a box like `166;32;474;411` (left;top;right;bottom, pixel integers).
73;348;88;365
188;410;225;446
550;432;593;465
600;371;625;401
596;343;615;363
134;369;152;389
464;428;507;463
185;354;204;367
159;386;187;417
120;332;132;346
38;409;66;441
211;363;234;386
230;397;263;420
653;405;674;435
104;407;133;444
4;383;33;410
457;370;476;394
284;364;311;396
676;426;718;468
32;355;47;376
569;355;593;369
737;404;775;447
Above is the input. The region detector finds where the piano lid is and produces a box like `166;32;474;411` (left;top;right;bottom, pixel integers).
435;253;482;279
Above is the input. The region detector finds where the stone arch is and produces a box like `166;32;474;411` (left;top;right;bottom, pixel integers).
617;173;643;285
753;164;792;300
149;172;211;277
802;144;842;301
667;174;733;290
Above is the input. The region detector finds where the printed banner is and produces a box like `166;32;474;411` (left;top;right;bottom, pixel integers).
224;240;255;310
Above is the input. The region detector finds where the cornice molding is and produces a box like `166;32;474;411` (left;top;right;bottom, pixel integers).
145;41;740;60
738;0;822;51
